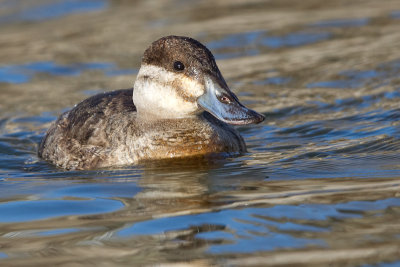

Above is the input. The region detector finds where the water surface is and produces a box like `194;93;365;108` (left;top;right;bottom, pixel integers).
1;0;400;266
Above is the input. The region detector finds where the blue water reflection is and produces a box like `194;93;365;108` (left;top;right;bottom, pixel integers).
261;31;331;48
0;198;123;223
196;230;235;241
207;232;324;254
119;198;399;236
43;183;141;199
254;76;291;86
208;30;331;59
310;18;369;28
207;31;264;50
391;11;400;19
118;208;270;236
117;206;324;253
0;61;136;84
115;198;399;253
363;261;400;267
307;69;382;88
307;59;400;89
117;207;327;253
0;0;108;23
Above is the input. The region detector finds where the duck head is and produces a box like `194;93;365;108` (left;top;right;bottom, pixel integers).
133;35;265;125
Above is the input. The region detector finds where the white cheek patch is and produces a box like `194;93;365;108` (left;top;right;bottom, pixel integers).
133;64;204;118
179;75;204;99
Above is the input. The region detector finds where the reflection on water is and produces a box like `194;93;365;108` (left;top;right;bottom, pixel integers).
0;199;123;223
118;207;326;253
1;0;400;266
0;0;108;23
254;76;291;86
306;58;400;89
307;69;381;89
310;17;370;28
261;31;331;48
207;30;332;59
391;11;400;19
0;61;136;83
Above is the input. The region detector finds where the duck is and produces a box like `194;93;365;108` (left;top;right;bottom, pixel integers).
38;36;265;170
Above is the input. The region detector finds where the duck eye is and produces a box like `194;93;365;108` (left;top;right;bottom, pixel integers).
219;95;232;104
173;61;185;71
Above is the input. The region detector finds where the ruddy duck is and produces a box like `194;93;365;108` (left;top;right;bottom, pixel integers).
38;36;265;170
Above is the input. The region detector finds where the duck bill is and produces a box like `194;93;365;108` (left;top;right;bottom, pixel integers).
197;76;265;125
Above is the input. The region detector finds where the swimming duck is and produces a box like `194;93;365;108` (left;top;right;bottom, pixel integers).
38;36;265;170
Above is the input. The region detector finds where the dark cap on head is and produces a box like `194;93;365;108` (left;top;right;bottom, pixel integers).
142;35;220;77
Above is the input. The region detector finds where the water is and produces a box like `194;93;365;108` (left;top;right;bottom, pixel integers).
1;0;400;266
0;61;136;83
0;0;108;24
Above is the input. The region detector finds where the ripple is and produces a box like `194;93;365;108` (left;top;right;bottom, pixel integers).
0;61;136;84
0;0;108;24
207;30;331;59
310;18;369;28
207;31;263;50
254;76;291;86
364;261;400;267
114;197;400;254
277;122;334;137
307;69;382;89
0;198;123;223
391;11;400;19
261;31;331;49
36;228;81;236
4;228;81;238
332;137;400;154
117;207;325;253
43;183;141;199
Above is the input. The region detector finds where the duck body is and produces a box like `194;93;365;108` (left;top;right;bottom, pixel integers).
39;88;245;170
39;36;264;170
